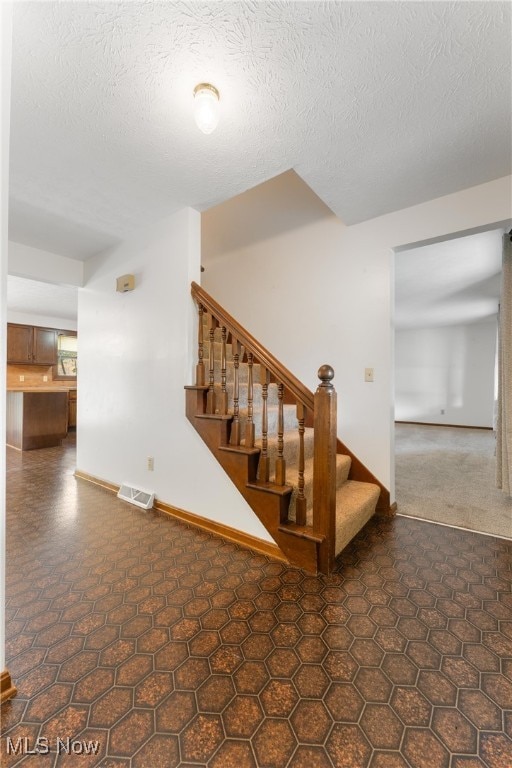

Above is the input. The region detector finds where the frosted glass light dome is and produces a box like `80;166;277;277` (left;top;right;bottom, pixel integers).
193;83;220;134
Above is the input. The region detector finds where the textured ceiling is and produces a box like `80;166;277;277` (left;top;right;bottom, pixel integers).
9;1;511;261
395;229;504;330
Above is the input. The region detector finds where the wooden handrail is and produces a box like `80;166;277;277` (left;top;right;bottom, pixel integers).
192;282;314;412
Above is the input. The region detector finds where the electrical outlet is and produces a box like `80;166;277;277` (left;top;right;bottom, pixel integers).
19;375;25;382
43;375;48;382
364;368;374;383
147;456;154;471
440;409;445;415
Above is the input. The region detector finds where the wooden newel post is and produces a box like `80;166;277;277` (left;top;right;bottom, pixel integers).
313;364;337;574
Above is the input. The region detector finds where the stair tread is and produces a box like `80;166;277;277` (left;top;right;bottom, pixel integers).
219;444;261;456
246;480;293;498
277;522;324;544
196;413;233;421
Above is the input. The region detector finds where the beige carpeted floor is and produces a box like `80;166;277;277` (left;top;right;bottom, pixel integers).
395;423;512;539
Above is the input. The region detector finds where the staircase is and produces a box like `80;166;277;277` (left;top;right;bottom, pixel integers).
185;282;392;575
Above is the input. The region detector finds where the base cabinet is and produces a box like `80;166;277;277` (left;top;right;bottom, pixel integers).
68;390;77;428
6;391;68;450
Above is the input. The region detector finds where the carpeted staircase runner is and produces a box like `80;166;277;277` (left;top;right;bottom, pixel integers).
207;326;380;558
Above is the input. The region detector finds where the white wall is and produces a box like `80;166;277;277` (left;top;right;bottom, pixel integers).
77;207;272;543
0;0;12;678
8;241;84;286
7;310;77;331
395;320;497;427
203;176;512;499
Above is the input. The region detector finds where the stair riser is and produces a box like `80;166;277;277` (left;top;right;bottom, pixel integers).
254;429;316;467
273;455;351;521
209;358;262;384
237;406;298;440
201;337;260;365
212;382;281;411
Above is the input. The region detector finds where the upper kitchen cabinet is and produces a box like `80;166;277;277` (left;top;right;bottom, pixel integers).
7;324;58;366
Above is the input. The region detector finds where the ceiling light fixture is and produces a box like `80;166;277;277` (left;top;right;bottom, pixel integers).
193;83;220;134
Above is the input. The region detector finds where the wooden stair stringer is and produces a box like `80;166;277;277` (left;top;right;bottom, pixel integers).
185;389;320;572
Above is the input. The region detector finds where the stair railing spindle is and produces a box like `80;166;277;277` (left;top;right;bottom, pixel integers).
206;314;217;414
196;304;205;386
275;382;286;485
245;352;255;448
218;325;228;415
231;339;241;446
259;368;270;482
296;402;307;526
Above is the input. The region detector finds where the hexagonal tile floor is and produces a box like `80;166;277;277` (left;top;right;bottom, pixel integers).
1;434;511;766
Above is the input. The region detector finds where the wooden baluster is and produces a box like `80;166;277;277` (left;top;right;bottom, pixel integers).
195;303;205;386
206;314;217;414
275;382;286;485
259;368;270;482
313;365;337;575
231;339;241;446
296;402;307;526
245;352;255;448
218;325;228;415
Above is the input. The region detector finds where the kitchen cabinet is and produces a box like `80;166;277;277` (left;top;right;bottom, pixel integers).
7;324;57;366
68;390;77;428
6;390;68;450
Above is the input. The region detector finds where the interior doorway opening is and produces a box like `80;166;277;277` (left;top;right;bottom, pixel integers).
393;226;512;539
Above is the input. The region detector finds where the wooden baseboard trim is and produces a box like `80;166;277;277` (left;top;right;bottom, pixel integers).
75;469;288;564
155;500;288;563
395;421;493;430
74;469;119;494
1;669;17;703
376;501;397;519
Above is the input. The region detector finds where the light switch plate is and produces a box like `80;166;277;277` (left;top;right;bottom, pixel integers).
365;368;374;382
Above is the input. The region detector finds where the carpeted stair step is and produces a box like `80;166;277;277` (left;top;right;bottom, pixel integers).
254;428;316;467
238;403;298;438
208;343;260;381
334;481;381;556
202;338;270;385
201;329;262;365
212;381;280;410
285;454;352;521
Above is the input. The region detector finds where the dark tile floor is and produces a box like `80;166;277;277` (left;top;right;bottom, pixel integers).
1;435;511;767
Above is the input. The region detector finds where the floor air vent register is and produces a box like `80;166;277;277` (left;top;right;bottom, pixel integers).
117;483;155;510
